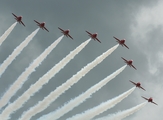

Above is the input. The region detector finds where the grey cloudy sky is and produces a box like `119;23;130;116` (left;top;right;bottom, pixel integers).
0;0;162;120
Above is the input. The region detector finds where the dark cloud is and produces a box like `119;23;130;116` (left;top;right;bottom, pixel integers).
0;0;160;120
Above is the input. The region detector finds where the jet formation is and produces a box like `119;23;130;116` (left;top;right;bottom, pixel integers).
12;13;157;108
34;20;49;32
12;13;25;26
142;96;158;105
58;27;73;39
86;31;101;43
130;80;145;91
121;57;137;70
113;36;129;49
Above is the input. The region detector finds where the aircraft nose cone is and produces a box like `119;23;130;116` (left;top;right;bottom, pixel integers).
94;33;97;37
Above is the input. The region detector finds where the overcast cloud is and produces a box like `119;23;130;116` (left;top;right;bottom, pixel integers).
0;0;162;120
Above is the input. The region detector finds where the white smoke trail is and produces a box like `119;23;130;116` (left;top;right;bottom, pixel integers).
95;102;147;120
0;38;90;120
0;28;39;77
39;65;127;120
67;87;136;120
0;22;17;46
0;36;63;116
19;44;119;120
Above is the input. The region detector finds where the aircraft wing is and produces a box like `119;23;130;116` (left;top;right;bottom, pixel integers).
44;27;49;32
68;34;73;40
142;96;148;100
152;101;158;105
140;86;146;91
34;20;40;24
113;36;120;41
58;27;64;32
96;38;101;43
12;13;17;18
86;31;92;36
20;21;25;27
124;44;129;49
131;64;137;70
121;57;128;62
129;80;137;86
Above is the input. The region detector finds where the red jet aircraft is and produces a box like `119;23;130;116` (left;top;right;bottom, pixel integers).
34;20;49;32
121;57;137;70
12;13;25;26
113;36;129;49
130;80;145;91
142;96;158;105
86;31;101;43
58;27;73;40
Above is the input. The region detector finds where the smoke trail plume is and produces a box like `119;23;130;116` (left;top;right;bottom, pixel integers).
0;22;17;46
67;87;136;120
39;65;127;120
0;36;63;118
95;102;147;120
19;44;119;120
0;39;91;120
0;28;39;77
